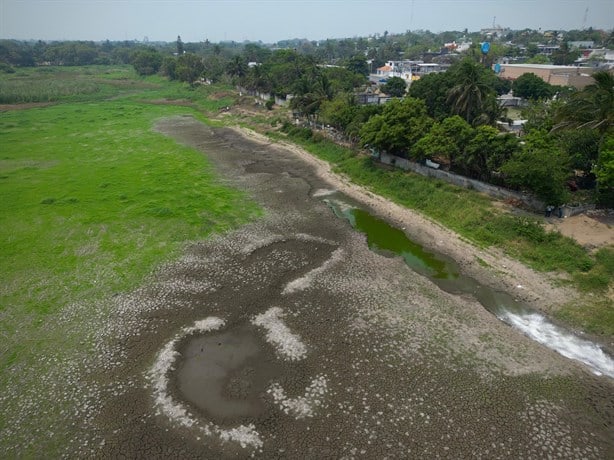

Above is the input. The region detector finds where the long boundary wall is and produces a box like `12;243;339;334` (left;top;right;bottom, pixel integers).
377;152;593;217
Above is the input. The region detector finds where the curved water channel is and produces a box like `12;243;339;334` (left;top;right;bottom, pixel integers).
324;194;614;379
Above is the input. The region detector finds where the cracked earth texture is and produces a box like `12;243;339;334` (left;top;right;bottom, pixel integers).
2;115;612;459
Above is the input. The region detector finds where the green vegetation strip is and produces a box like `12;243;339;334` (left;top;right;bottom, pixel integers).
0;98;260;370
270;130;613;335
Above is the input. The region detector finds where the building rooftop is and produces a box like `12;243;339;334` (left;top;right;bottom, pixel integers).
500;63;581;70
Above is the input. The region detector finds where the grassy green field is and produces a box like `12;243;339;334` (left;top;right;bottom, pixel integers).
0;66;260;372
270;129;614;336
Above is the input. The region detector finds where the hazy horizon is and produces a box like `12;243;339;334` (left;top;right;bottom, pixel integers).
1;0;613;44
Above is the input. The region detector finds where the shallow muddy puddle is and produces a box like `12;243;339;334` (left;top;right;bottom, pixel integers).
324;194;614;378
174;325;281;422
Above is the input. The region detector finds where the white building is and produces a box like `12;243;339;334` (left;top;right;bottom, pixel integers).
371;60;446;85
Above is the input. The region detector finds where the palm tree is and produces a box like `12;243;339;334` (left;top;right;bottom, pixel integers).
446;59;494;125
290;72;334;121
245;64;269;93
226;55;247;84
554;71;614;202
554;71;614;138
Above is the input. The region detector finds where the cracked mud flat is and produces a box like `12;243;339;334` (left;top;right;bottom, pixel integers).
2;115;613;458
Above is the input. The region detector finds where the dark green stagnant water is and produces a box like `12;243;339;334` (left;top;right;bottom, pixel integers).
345;207;457;280
324;195;614;378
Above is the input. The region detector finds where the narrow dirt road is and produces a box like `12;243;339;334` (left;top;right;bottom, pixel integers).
31;116;613;458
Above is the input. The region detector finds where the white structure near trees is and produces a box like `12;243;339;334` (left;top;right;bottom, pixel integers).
371;60;446;85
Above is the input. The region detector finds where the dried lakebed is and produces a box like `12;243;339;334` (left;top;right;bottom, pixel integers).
2;115;612;458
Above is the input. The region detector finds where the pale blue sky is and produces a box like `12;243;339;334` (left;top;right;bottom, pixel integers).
1;0;613;43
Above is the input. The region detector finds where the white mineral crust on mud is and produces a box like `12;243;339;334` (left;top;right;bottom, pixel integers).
147;316;264;450
150;317;226;429
268;375;329;419
252;307;308;361
283;247;344;295
218;424;263;449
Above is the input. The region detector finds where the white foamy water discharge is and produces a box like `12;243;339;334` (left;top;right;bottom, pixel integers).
500;311;614;378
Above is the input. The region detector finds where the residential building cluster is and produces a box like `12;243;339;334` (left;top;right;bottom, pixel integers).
364;27;612;101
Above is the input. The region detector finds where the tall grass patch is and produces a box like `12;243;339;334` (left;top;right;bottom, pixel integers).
0;78;102;103
0;66;143;103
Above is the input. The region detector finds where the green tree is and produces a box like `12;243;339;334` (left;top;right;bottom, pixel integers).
176;35;184;55
512;73;555;100
0;39;35;66
226;55;247;83
320;93;358;131
555;70;614;138
409;71;455;120
403;43;429;60
176;53;204;85
321;66;366;93
290;72;334;119
501;130;570;205
458;125;520;181
202;55;225;83
526;43;539;58
261;49;316;96
359;97;433;157
594;135;614;206
244;64;270;92
243;43;271;63
160;56;177;80
526;54;551;64
413;115;474;165
493;78;512;96
521;98;564;133
446;59;496;125
554;71;614;202
346;54;369;76
322;97;383;143
131;48;162;76
555;129;600;187
381;76;407;98
111;45;134;64
43;41;100;66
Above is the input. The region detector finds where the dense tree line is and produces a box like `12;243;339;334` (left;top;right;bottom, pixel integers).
310;58;612;206
2;25;610;71
0;39;143;67
1;33;611;206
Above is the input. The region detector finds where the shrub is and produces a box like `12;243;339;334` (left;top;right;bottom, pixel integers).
0;62;15;73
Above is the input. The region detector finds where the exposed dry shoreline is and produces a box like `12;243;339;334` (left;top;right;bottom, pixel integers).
233;126;579;317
